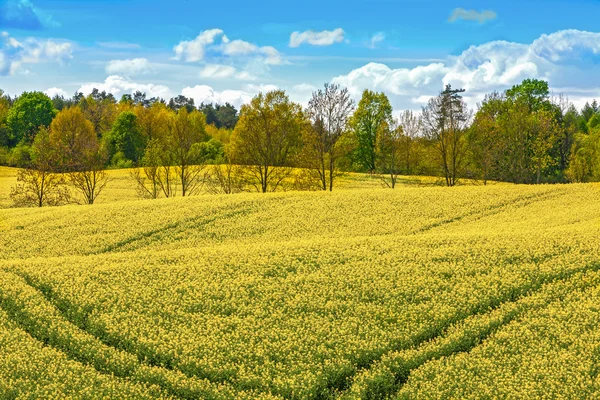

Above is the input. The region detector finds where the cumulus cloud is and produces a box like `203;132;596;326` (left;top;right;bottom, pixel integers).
173;29;224;62
448;8;497;24
333;62;447;98
0;31;72;75
332;29;600;110
105;58;152;76
0;0;59;30
182;83;279;109
182;85;251;109
44;87;68;98
78;75;171;100
221;40;285;65
173;29;286;66
289;28;345;48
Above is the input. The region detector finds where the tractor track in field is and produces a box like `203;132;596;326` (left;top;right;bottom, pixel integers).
7;253;598;400
10;268;248;386
91;204;255;256
0;268;271;400
328;259;600;400
385;266;600;400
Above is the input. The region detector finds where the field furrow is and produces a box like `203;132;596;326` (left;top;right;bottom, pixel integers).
1;183;599;399
0;269;280;400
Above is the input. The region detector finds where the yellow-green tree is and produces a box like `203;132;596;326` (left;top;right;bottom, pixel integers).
134;102;172;143
49;107;108;205
231;90;307;193
78;89;117;138
169;108;207;196
10;127;70;207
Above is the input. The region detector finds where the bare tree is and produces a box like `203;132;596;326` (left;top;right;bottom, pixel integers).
205;162;245;195
376;119;403;188
397;110;422;175
68;151;109;205
422;85;472;186
304;83;354;191
131;138;177;198
169;108;208;196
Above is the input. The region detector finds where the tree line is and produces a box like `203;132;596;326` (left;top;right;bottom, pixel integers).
2;78;600;207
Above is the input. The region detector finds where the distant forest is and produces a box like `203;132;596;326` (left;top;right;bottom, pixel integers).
2;78;600;206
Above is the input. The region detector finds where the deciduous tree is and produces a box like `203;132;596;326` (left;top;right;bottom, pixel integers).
305;83;354;191
10;127;70;207
231;90;307;193
109;111;145;163
49;108;108;204
6;91;56;145
169;108;208;196
349;89;393;173
376;119;403;188
422;85;472;186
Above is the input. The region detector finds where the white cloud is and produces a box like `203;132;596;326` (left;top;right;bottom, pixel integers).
368;32;385;49
182;85;251;109
289;28;345;48
78;75;171;100
221;40;285;65
173;28;224;62
105;58;152;76
222;39;258;55
289;83;318;106
332;29;600;110
199;64;256;80
333;62;447;98
259;45;285;65
200;64;236;79
182;83;279;109
44;87;68;98
173;29;286;66
448;8;497;24
0;31;72;75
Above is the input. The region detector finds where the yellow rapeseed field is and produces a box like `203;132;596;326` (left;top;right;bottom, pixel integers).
1;165;599;399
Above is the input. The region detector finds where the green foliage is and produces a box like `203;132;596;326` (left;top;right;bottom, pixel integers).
168;95;195;113
587;113;600;131
567;128;600;182
6;92;56;146
198;103;239;129
506;78;550;112
196;138;225;163
78;90;117;137
110;111;145;164
6;142;32;167
470;85;562;184
0;95;11;147
110;152;134;169
350;89;393;172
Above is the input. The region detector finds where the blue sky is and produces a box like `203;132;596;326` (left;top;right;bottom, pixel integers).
2;0;600;112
